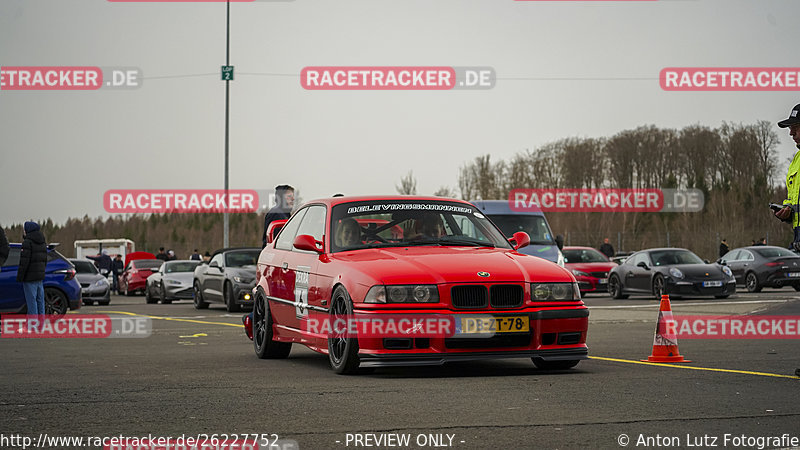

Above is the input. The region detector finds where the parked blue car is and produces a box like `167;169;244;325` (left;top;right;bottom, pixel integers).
0;243;82;314
472;200;565;267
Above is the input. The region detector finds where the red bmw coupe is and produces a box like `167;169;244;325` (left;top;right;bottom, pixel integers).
248;196;589;374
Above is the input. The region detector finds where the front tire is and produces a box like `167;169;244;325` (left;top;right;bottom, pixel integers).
145;285;157;304
745;272;762;293
253;291;291;359
532;358;580;370
225;282;241;312
160;285;171;304
608;275;628;299
193;281;208;309
328;286;361;374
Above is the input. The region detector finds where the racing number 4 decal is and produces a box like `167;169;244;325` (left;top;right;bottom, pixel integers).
295;266;311;318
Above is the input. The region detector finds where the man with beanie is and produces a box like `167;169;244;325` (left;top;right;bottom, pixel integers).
772;103;800;378
262;185;295;248
17;221;48;328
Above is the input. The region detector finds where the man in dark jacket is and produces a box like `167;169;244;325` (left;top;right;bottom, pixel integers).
17;221;48;323
719;239;729;258
0;227;9;267
111;254;124;294
87;250;113;275
599;237;615;259
262;185;295;248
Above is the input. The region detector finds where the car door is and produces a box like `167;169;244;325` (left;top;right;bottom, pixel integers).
268;207;310;330
721;250;743;283
204;253;225;301
0;248;24;311
737;250;755;281
626;252;653;292
285;205;327;339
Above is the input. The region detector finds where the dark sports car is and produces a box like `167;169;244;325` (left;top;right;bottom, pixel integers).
193;248;259;312
608;248;735;299
719;246;800;292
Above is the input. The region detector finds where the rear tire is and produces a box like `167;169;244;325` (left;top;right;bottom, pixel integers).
652;274;666;299
608;275;628;299
745;272;761;293
328;286;361;374
44;288;68;316
253;291;291;359
532;358;579;370
193;281;208;309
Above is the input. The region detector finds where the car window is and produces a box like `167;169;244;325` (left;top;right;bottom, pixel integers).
73;260;98;274
275;208;309;251
2;248;20;267
564;249;608;263
225;251;259;267
293;205;326;246
486;214;553;244
650;250;703;265
753;247;796;258
165;261;200;273
720;250;740;264
627;253;645;267
738;250;754;261
210;253;224;267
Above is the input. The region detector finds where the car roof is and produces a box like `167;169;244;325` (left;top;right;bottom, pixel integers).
469;199;545;216
300;195;475;209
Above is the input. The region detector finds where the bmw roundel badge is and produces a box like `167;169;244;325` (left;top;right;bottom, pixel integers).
477;272;490;277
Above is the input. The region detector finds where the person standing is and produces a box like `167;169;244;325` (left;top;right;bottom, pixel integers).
190;249;201;261
167;250;177;261
111;254;124;294
262;185;295;248
719;239;729;258
772;103;800;377
0;227;9;267
599;237;615;259
156;247;169;261
17;221;48;329
87;250;113;276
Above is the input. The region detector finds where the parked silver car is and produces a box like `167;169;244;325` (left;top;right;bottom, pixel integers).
145;260;200;304
69;258;111;306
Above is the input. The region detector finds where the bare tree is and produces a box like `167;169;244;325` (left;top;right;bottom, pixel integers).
395;171;418;195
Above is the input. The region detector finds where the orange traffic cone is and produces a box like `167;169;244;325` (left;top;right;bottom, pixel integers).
642;294;691;363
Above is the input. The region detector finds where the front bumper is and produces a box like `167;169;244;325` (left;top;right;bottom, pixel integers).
666;279;736;296
575;276;608;294
81;285;110;301
232;281;256;308
350;307;589;367
164;284;194;300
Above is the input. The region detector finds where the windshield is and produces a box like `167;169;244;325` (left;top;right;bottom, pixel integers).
225;251;259;267
485;214;554;245
564;249;609;263
73;260;98;274
753;247;798;258
330;201;512;252
165;261;200;273
649;250;704;266
135;260;163;270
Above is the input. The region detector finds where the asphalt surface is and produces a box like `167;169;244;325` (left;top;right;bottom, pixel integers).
2;290;799;450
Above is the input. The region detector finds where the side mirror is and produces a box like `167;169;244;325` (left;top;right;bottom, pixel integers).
210;261;223;271
716;258;726;265
293;234;323;253
509;231;530;250
703;259;710;264
555;234;564;250
637;261;650;270
267;219;288;244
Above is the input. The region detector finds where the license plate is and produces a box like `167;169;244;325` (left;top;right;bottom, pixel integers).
457;316;529;334
598;278;608;284
788;272;800;278
702;281;722;287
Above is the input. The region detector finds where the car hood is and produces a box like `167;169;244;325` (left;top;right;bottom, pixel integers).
566;262;617;273
331;246;571;285
227;266;257;278
75;273;105;284
163;272;194;283
669;264;726;279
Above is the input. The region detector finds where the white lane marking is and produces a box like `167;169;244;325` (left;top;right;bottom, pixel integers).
588;299;791;309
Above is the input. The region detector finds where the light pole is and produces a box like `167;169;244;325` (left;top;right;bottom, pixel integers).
223;0;231;248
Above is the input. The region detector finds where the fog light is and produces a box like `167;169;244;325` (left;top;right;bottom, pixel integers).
244;293;251;300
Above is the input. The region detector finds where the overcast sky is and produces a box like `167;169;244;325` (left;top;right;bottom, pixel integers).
1;0;799;226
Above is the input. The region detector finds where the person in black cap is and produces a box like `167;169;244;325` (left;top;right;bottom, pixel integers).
156;247;168;261
774;104;800;246
262;185;295;248
772;103;800;378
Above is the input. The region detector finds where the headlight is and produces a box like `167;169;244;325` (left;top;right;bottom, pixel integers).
722;266;733;278
571;269;589;277
166;279;182;285
94;278;108;287
669;268;684;279
531;282;581;301
233;276;253;283
364;285;439;303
